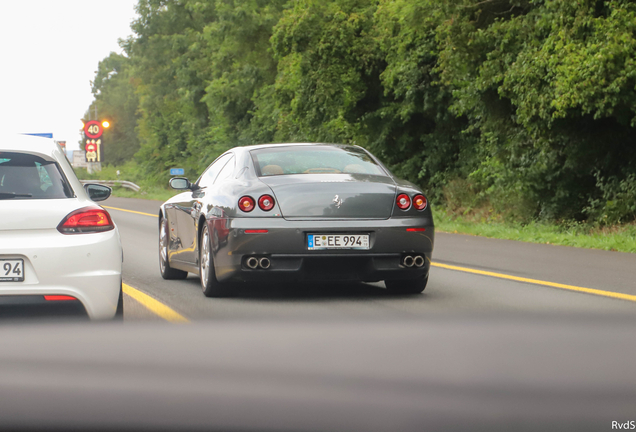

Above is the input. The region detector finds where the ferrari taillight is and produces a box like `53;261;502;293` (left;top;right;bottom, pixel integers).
396;194;411;210
238;196;255;212
57;206;114;234
413;194;427;211
258;194;275;211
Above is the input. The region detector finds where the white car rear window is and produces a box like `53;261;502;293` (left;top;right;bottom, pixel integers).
0;152;73;200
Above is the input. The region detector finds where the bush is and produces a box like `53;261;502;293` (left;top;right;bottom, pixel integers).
586;174;636;225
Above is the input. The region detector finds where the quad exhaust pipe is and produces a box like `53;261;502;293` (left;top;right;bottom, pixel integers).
403;254;425;268
245;256;271;269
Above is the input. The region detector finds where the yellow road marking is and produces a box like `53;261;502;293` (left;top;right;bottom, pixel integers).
103;206;158;218
122;283;189;323
431;262;636;303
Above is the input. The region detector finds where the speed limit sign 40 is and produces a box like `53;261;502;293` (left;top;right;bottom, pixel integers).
84;120;103;139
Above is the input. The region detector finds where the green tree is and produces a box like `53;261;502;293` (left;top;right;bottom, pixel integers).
85;0;636;224
90;52;140;165
127;0;217;181
436;0;636;221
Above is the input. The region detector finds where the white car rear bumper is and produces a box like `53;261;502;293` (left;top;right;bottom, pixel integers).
0;228;122;320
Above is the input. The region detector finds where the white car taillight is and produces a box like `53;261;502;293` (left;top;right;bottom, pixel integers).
57;206;115;234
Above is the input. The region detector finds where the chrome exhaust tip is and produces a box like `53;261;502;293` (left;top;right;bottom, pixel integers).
403;255;414;268
414;255;425;268
246;257;259;269
259;257;271;269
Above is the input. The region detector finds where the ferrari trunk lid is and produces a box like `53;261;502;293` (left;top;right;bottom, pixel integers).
260;174;396;220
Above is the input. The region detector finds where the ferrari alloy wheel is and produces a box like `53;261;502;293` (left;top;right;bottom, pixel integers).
159;217;188;280
200;224;232;297
385;274;428;295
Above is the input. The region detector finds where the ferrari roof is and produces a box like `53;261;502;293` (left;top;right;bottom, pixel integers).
236;143;357;152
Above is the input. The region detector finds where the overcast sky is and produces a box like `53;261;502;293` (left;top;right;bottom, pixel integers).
0;0;138;151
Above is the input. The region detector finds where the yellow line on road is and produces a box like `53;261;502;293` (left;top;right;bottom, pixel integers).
103;206;158;218
431;262;636;303
122;283;189;323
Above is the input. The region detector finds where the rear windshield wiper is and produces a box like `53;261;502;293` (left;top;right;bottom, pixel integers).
0;192;33;199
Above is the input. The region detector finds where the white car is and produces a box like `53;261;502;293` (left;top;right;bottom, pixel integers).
0;134;122;319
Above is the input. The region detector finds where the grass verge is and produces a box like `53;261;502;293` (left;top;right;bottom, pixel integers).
74;163;177;202
433;208;636;253
109;185;175;202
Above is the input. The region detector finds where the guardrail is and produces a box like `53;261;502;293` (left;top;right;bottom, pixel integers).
80;180;141;192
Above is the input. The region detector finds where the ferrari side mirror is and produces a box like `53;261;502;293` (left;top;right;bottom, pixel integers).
169;177;191;190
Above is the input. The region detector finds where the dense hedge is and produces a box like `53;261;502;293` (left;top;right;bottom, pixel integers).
88;0;636;224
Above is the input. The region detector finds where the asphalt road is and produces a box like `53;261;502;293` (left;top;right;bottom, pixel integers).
104;196;636;321
2;196;636;431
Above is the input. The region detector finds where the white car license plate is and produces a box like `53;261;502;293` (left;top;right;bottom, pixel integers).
0;259;24;282
308;234;369;250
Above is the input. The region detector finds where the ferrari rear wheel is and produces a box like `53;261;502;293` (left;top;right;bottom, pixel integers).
385;274;428;295
200;224;232;297
159;217;188;280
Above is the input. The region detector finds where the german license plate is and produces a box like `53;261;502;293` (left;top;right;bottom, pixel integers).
308;234;369;250
0;259;24;282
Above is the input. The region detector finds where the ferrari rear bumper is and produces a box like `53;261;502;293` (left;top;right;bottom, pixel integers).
211;217;434;283
236;253;430;283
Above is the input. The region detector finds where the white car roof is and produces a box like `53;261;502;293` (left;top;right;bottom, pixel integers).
0;134;63;160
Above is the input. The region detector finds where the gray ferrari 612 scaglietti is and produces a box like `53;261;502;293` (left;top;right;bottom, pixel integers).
159;143;434;297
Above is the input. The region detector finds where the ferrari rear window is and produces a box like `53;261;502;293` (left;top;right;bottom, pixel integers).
251;145;387;177
0;152;73;200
